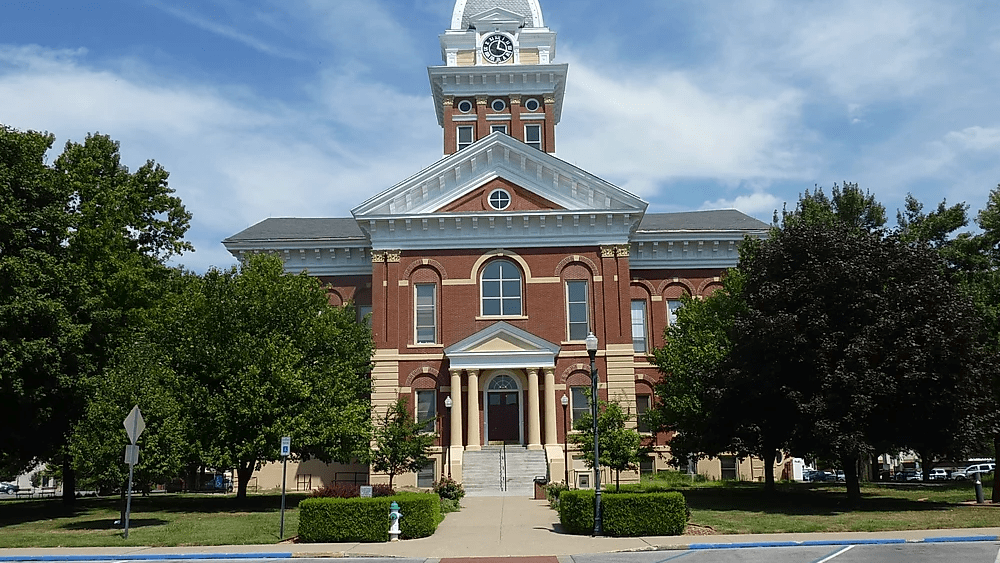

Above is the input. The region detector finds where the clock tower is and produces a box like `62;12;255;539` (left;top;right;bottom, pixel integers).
429;0;568;155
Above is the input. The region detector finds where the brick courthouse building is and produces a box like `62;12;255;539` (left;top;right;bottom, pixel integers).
225;0;769;492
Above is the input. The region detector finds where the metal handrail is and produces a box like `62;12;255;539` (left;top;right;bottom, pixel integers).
499;444;507;492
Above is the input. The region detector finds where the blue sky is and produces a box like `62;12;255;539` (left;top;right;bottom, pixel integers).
2;0;999;272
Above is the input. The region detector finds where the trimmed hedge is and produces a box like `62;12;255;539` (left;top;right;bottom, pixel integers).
558;490;687;537
298;492;442;543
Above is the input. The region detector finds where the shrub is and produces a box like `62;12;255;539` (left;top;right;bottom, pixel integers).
298;497;391;542
601;492;687;536
394;492;442;539
372;483;395;497
433;476;464;501
558;490;688;537
311;482;361;498
440;497;461;514
545;482;569;508
297;492;442;543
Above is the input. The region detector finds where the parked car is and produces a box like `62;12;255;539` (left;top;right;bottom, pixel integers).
801;470;815;482
0;482;18;494
835;470;845;482
929;468;949;481
810;470;837;482
894;469;920;482
963;463;995;479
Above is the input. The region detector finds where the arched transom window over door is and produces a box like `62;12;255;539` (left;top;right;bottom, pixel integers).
481;260;522;316
488;374;518;390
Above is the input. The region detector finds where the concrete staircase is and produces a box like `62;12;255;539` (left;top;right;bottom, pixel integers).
462;445;548;497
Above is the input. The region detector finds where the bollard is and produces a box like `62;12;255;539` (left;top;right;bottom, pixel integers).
975;474;985;504
389;501;402;541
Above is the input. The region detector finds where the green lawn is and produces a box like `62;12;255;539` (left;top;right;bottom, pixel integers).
675;479;1000;534
0;493;309;548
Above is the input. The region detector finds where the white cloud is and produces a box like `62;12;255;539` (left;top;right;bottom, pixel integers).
701;192;782;218
0;44;440;272
557;56;816;199
944;127;1000;152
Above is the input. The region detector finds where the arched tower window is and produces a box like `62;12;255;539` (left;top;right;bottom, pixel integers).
481;259;522;316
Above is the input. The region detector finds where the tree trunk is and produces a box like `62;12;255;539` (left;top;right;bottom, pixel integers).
61;456;76;506
993;434;1000;503
843;456;861;506
236;461;254;501
388;473;395;490
919;450;933;482
763;447;777;493
615;470;620;491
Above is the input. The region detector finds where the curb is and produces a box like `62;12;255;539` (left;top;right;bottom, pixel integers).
2;537;999;561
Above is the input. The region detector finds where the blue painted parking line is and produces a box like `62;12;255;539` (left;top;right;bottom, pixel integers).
922;535;1000;543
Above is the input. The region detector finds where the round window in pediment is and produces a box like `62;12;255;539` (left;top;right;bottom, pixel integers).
488;188;511;211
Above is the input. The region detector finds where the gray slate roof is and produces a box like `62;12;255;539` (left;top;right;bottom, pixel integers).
224;218;366;243
637;210;770;232
225;210;769;244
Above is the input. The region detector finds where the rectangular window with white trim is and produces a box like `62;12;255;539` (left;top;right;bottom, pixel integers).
524;124;542;150
491;124;508;135
566;280;589;341
571;386;589;425
415;283;436;344
457;126;474;151
631;299;648;354
667;299;682;327
636;394;651;433
415;389;436;433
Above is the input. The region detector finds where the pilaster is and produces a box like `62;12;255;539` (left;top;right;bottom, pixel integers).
543;94;556;153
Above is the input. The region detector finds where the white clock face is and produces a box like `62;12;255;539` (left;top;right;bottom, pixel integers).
482;34;514;64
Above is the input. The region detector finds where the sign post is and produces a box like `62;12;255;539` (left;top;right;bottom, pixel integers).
279;437;290;539
122;405;145;540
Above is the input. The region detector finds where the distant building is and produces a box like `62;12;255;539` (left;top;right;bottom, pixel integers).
225;0;770;492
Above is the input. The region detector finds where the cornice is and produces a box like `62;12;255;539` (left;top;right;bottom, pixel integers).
428;63;568;127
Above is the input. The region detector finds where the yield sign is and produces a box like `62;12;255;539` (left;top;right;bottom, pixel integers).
123;405;146;445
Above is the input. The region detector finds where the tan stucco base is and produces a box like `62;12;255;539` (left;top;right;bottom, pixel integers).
248;459;368;493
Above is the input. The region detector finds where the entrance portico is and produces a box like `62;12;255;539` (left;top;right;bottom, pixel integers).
444;322;561;459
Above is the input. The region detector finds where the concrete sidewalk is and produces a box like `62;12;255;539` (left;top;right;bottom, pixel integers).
1;496;999;559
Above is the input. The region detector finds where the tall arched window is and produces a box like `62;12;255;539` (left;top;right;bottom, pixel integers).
481;260;522;316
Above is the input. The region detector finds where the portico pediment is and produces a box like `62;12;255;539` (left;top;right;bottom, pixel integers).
445;321;560;370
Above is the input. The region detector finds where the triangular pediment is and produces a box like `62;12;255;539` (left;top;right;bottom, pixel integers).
352;133;647;219
469;8;527;28
445;322;560;370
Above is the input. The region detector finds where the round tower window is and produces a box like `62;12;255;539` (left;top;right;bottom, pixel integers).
524;98;541;112
491;99;507;112
488;188;511;211
457;99;474;113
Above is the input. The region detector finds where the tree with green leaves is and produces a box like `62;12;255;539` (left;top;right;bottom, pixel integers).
0;127;192;503
775;182;887;232
367;397;436;489
569;397;650;490
154;254;374;500
733;221;989;503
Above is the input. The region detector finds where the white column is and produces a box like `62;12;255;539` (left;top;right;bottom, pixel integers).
527;368;542;450
449;369;463;448
544;368;557;446
466;370;481;451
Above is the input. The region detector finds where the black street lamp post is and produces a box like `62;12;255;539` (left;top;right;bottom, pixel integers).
561;393;569;486
585;332;602;536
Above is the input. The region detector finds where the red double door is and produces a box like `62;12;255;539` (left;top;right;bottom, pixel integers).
487;391;520;444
